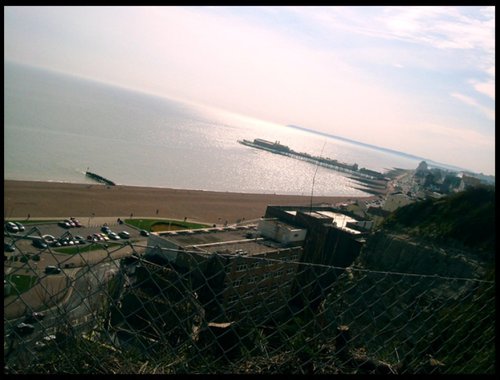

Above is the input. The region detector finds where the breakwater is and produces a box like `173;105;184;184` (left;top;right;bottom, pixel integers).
85;171;115;186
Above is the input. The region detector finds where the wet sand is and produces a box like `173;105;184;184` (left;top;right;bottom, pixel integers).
4;180;375;224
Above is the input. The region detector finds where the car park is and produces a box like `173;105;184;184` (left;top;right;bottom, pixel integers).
140;229;150;237
5;222;19;233
32;239;48;249
119;231;130;239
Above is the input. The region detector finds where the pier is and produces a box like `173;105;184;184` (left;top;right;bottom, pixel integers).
238;138;386;181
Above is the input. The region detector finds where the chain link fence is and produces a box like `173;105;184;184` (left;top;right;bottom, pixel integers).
4;236;495;374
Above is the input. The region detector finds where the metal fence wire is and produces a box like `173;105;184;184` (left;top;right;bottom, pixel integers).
4;240;495;374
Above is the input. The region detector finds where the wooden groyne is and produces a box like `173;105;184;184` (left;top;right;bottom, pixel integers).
85;171;115;186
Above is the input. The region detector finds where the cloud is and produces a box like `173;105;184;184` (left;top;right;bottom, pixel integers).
450;92;495;120
415;121;493;148
283;7;494;77
469;79;495;100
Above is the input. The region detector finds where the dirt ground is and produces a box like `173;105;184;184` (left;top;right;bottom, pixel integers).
4;180;374;225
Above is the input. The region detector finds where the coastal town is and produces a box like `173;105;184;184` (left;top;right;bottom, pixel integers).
3;160;494;373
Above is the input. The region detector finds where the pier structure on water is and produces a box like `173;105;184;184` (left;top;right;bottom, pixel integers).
238;138;387;181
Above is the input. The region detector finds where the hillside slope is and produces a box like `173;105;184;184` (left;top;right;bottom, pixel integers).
381;186;495;261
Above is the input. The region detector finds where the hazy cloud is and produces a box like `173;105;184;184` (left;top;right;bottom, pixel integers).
451;92;495;120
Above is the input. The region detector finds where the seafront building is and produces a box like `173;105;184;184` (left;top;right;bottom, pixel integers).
145;222;304;322
263;205;371;309
142;205;372;322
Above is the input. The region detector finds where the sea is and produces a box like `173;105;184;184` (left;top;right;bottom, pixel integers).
5;61;432;197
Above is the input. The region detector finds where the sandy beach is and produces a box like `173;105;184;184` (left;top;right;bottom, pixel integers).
4;180;375;225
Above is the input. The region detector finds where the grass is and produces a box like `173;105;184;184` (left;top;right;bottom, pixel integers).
125;219;209;232
5;274;37;294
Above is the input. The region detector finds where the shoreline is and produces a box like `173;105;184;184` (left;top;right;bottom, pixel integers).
4;180;377;224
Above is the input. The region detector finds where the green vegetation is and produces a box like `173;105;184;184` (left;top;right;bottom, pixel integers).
55;243;121;255
382;187;495;258
5;274;37;294
125;218;209;232
421;268;495;373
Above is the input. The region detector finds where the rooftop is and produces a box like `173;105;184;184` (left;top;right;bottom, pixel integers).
153;224;291;256
285;209;362;234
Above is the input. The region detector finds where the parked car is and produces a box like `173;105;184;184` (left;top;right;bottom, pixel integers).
64;219;76;228
14;222;25;232
97;233;109;241
14;322;35;336
24;312;45;324
119;231;130;239
140;229;150;237
45;266;61;275
4;243;16;252
42;235;56;244
58;221;71;229
73;235;86;244
5;222;19;233
32;239;48;249
70;218;82;227
92;234;104;242
101;225;111;233
108;232;120;240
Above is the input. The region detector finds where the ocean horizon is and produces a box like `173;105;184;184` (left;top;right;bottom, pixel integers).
4;61;452;197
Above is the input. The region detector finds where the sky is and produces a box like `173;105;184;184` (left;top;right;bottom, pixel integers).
4;6;495;175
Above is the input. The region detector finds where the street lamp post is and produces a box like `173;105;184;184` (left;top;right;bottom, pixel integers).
88;213;95;228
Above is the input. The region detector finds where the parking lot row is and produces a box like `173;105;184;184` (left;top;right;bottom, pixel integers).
4;218;148;256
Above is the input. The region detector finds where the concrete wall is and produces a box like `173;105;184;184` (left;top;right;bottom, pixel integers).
257;219;307;245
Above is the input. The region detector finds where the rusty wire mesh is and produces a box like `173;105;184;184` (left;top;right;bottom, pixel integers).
4;228;495;375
